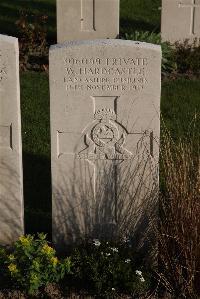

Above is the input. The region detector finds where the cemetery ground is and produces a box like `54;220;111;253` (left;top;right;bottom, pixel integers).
0;0;200;298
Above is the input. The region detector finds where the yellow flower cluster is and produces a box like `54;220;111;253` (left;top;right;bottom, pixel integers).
30;272;39;284
32;259;40;271
8;254;15;261
8;263;18;274
41;244;55;256
50;257;58;267
19;235;31;247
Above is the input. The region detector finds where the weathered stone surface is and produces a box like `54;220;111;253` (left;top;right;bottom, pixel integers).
50;40;161;249
161;0;200;43
0;35;24;245
57;0;119;43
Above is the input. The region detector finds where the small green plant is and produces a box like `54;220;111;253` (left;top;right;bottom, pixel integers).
124;31;177;74
0;234;71;295
70;239;150;297
125;31;161;44
0;247;6;277
16;11;49;72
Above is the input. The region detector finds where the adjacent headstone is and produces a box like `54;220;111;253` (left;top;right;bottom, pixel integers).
57;0;119;43
0;35;24;245
50;39;161;249
161;0;200;43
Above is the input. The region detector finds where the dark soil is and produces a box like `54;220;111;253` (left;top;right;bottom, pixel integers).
0;284;136;299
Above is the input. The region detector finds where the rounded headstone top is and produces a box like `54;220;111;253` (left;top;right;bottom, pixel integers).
0;34;18;45
50;39;161;53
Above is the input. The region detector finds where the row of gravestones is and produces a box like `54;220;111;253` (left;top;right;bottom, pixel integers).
57;0;200;44
0;34;161;250
1;0;198;250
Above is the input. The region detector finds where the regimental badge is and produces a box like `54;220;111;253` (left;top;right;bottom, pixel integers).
77;108;132;161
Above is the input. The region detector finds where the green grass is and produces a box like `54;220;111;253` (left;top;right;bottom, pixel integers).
0;0;56;41
20;72;51;235
161;79;200;140
120;0;161;35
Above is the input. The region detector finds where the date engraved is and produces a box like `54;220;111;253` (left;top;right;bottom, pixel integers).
64;57;148;92
77;108;132;161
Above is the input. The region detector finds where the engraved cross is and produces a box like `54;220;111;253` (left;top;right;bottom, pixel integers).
81;0;96;31
57;96;154;202
179;0;200;35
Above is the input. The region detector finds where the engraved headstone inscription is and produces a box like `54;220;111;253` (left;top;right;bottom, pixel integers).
0;35;24;245
161;0;200;43
50;40;161;249
57;0;119;43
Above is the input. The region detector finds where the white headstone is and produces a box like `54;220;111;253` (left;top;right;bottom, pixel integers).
0;35;24;245
161;0;200;43
50;39;161;248
57;0;119;43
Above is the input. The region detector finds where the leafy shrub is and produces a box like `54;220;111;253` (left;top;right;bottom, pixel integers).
16;11;49;72
125;31;200;78
173;39;200;76
124;31;177;74
0;234;71;295
69;239;150;297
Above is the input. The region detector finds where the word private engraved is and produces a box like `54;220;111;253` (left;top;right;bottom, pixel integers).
77;108;132;161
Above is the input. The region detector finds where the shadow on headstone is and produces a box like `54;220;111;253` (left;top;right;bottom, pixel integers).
22;152;51;237
0;161;24;245
53;135;159;263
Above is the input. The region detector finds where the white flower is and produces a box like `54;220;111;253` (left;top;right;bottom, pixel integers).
136;270;145;282
135;270;142;276
125;258;131;263
140;277;145;282
93;239;101;246
123;236;130;243
111;287;115;291
105;253;111;257
111;247;118;253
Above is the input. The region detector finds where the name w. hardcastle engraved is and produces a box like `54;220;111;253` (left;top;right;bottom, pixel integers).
64;66;146;76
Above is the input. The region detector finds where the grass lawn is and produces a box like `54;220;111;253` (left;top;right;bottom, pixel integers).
20;72;51;235
0;0;199;235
